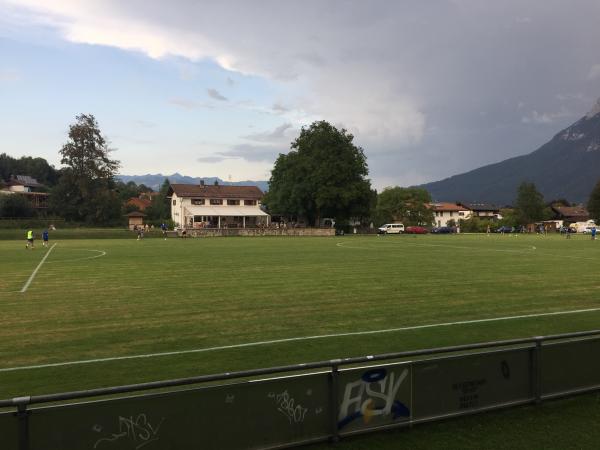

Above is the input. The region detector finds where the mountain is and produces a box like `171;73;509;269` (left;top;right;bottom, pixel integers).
419;98;600;205
117;173;269;192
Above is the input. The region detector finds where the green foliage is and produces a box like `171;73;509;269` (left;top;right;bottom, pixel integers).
115;180;153;202
458;216;495;233
51;114;121;225
265;121;372;225
514;182;547;224
0;153;60;187
375;187;433;226
144;178;171;221
587;179;600;224
0;194;34;217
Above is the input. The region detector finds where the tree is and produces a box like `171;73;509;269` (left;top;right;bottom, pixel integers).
51;114;121;224
0;194;34;217
514;182;547;224
145;178;171;222
265;121;372;225
375;187;433;226
588;179;600;223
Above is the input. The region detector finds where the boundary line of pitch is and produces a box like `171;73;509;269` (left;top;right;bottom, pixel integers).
20;243;57;293
2;306;600;372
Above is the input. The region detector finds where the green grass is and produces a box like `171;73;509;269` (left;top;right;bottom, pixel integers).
1;233;600;447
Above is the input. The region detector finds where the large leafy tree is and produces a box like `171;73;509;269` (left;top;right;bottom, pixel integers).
514;182;548;224
588;179;600;223
51;114;121;224
265;121;372;225
375;187;433;226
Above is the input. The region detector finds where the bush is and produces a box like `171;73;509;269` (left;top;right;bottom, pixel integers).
0;194;34;218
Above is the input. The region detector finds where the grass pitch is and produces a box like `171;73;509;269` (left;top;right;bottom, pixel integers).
3;233;600;448
2;232;600;398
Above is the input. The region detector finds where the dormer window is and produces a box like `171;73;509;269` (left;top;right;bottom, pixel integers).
191;198;205;205
210;199;223;205
244;199;257;206
227;199;240;205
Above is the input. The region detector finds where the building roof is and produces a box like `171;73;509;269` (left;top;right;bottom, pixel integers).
8;175;43;187
126;197;151;211
462;202;500;212
429;202;470;212
551;205;589;219
168;183;264;199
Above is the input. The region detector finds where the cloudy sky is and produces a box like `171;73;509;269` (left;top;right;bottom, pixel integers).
1;0;600;189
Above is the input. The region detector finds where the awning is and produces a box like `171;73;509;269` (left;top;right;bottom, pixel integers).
183;206;269;217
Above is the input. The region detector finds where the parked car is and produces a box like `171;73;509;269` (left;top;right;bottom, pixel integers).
431;226;455;234
405;226;429;234
495;226;513;233
377;223;405;234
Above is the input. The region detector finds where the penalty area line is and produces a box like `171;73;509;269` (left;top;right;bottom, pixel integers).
20;243;57;293
3;306;600;372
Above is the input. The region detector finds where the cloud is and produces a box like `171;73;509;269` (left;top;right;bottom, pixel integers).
521;108;573;124
0;68;20;81
207;88;227;101
243;123;293;142
168;97;199;109
588;64;600;81
5;0;600;186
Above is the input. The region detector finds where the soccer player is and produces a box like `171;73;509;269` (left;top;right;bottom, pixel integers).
26;229;34;249
42;229;49;247
161;222;167;240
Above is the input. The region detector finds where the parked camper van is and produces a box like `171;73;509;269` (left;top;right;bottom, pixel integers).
378;223;405;234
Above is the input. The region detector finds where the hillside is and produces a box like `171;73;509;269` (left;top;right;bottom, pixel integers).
117;173;269;192
420;98;600;205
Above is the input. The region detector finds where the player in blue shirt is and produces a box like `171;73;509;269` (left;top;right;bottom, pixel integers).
42;229;49;247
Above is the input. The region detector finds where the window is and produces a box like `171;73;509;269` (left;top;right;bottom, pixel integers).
191;199;205;205
172;200;176;206
227;199;240;205
210;199;223;205
244;199;257;206
450;211;454;217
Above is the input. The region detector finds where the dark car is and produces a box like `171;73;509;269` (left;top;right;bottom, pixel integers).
405;226;429;234
431;226;455;234
495;226;513;233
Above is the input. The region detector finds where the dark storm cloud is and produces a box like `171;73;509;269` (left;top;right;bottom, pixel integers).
9;0;600;187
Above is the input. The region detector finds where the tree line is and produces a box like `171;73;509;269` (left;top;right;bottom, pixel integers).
2;114;600;228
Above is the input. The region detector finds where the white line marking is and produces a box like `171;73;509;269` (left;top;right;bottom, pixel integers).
45;249;106;264
3;305;600;372
20;243;57;293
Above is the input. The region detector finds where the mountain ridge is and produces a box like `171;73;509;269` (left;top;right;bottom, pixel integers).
419;99;600;205
117;173;269;192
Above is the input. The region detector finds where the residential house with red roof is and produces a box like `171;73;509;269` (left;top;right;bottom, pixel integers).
167;181;269;228
429;202;472;227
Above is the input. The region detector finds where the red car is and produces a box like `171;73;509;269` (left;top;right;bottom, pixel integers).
404;226;429;234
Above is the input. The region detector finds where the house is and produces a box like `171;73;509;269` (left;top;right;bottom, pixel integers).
126;211;146;230
126;196;152;211
429;202;472;227
0;175;49;209
462;202;502;220
167;181;269;228
551;205;589;223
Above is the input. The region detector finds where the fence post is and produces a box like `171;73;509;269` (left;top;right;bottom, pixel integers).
14;397;30;450
534;337;543;404
329;360;341;444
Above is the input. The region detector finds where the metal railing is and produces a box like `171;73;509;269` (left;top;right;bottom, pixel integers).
2;329;600;450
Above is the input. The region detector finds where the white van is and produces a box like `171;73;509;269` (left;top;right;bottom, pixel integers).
378;223;405;234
